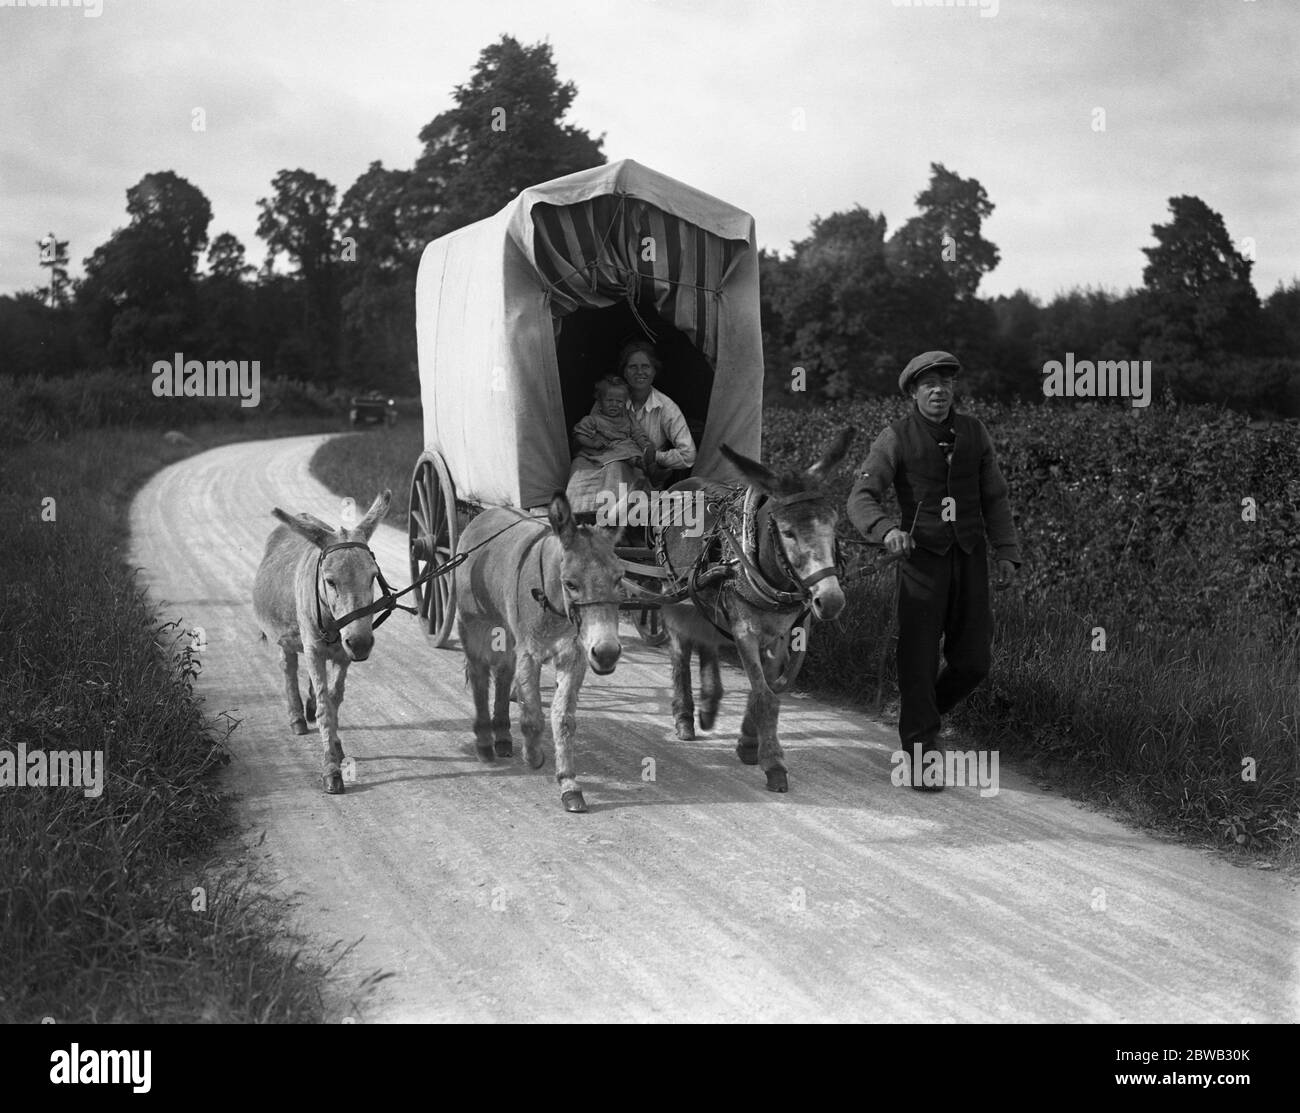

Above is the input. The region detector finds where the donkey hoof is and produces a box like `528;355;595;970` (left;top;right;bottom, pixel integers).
698;710;716;731
290;719;308;736
526;747;546;770
561;789;588;814
305;699;317;723
765;768;789;793
322;770;345;794
494;738;513;758
736;736;759;765
675;717;696;741
474;742;497;763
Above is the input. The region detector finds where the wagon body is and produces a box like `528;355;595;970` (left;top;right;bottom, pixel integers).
409;159;767;644
414;158;764;510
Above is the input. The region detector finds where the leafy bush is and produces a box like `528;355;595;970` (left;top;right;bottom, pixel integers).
764;397;1300;646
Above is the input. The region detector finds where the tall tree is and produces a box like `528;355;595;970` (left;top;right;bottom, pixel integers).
1140;195;1259;359
78;170;212;363
407;35;605;243
207;231;254;281
1141;195;1253;294
886;163;1000;300
196;232;254;358
336;161;422;389
257;169;341;377
773;206;904;399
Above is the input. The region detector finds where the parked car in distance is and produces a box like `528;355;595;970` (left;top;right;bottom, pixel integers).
349;391;397;428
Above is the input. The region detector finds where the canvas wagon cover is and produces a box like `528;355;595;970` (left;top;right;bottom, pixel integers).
415;159;764;509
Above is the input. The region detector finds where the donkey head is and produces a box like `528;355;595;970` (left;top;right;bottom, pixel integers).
548;492;623;676
720;427;854;622
273;489;392;660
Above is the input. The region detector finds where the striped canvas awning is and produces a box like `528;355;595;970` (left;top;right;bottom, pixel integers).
530;192;748;366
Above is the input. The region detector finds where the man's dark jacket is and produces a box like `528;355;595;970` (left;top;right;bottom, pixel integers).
847;406;1021;565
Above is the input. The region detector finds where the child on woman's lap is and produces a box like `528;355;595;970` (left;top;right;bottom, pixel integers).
572;376;652;469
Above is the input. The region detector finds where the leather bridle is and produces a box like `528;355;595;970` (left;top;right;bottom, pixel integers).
313;540;419;644
525;529;623;627
755;489;845;598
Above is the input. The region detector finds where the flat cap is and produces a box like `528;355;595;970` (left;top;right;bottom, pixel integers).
899;350;961;395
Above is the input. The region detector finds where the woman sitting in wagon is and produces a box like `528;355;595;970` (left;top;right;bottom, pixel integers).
566;340;698;515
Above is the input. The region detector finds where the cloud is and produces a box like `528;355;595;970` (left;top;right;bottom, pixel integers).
1;0;1295;300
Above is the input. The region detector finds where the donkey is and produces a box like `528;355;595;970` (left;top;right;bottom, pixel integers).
657;429;854;793
252;491;392;794
455;492;623;813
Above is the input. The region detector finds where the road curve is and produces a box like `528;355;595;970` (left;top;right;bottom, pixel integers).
129;434;1298;1023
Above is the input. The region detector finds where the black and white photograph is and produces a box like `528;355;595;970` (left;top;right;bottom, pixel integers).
1;0;1296;1072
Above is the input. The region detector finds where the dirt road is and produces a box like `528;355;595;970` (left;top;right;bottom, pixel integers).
128;434;1298;1022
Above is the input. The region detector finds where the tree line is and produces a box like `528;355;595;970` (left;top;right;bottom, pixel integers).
3;33;1297;417
761;180;1300;415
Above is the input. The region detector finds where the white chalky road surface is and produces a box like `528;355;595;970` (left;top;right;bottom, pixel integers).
129;434;1299;1023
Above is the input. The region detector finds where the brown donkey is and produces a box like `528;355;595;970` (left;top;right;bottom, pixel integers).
253;491;391;794
657;429;854;792
455;493;623;813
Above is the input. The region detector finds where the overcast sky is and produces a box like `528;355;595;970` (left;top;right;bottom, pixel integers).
2;0;1296;303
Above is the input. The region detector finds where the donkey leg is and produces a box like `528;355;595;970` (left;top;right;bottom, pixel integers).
459;622;496;762
306;648;344;794
304;677;316;725
737;694;760;765
552;643;588;813
669;631;696;740
734;632;786;792
491;649;515;758
517;653;546;770
698;646;723;731
329;658;347;711
281;646;308;734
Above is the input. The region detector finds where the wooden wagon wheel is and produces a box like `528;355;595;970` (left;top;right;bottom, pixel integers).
408;450;458;647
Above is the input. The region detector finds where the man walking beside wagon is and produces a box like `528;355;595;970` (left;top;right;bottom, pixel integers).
848;351;1021;791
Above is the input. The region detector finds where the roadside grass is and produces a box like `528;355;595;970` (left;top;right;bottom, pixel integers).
0;417;343;1023
309;403;1300;862
957;600;1300;857
807;583;1300;861
311;421;424;527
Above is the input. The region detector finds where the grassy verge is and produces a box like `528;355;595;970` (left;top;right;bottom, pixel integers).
311;421;424;527
0;416;342;1023
804;584;1299;861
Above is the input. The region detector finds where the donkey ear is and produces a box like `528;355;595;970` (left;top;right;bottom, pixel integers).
548;491;577;548
806;426;856;479
272;508;334;549
356;489;392;540
720;443;778;495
